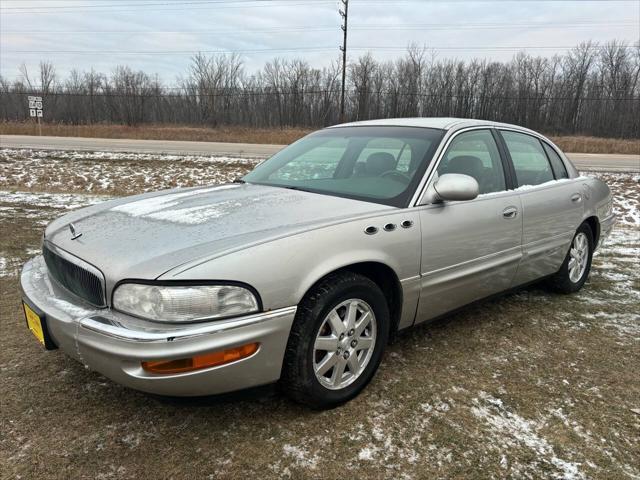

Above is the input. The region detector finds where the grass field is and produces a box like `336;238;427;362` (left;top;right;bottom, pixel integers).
0;122;309;146
2;121;639;155
0;148;638;479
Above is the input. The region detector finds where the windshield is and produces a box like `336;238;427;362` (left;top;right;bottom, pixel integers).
243;126;444;207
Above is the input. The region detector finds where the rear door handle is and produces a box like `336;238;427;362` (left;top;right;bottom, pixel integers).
571;193;582;203
502;206;518;219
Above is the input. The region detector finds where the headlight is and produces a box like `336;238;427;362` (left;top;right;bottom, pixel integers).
112;283;259;322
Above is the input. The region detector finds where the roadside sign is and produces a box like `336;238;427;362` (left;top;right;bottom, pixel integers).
27;95;43;118
27;95;44;135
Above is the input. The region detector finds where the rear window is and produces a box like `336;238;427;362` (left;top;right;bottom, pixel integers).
501;131;554;187
542;142;569;179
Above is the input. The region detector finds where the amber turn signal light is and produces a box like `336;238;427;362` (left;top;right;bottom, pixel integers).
141;342;259;374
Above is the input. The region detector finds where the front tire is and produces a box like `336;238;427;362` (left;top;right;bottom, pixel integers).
281;272;390;409
547;223;594;293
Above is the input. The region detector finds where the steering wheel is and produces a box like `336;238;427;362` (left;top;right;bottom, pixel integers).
379;170;411;184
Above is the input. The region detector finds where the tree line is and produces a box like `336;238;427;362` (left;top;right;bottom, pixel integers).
0;41;638;138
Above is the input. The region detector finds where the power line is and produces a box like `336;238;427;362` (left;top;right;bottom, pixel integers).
3;47;340;55
1;89;635;102
0;0;248;9
3;26;339;34
4;22;637;34
0;0;335;14
4;45;635;55
0;0;331;9
3;0;638;8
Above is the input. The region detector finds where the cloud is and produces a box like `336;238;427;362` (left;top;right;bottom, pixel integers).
1;0;637;83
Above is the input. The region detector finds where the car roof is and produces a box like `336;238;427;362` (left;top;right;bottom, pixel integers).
329;117;539;135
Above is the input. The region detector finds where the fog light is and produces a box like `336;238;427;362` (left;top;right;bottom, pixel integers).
141;343;259;374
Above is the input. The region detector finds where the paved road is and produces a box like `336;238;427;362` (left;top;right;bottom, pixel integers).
2;134;638;172
0;135;284;157
564;152;639;172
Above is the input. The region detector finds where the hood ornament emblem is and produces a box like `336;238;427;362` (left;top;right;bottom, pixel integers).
69;223;83;240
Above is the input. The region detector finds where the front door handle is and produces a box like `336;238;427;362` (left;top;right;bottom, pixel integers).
571;193;582;203
502;206;518;219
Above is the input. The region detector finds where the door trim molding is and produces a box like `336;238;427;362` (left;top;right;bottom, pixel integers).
420;245;522;278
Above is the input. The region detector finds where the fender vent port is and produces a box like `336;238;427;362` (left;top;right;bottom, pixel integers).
383;223;396;232
364;226;378;235
401;220;414;229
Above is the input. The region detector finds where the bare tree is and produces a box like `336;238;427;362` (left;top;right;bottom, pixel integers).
1;41;638;137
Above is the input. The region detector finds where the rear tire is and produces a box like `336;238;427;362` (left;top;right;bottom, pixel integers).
547;223;594;293
280;272;390;409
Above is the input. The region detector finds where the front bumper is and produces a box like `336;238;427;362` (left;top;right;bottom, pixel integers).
20;256;297;396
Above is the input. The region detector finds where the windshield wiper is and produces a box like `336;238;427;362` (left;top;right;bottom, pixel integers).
275;185;307;192
249;182;311;193
232;178;246;184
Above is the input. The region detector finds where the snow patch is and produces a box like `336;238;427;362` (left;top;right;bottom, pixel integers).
110;185;238;217
0;257;9;277
145;200;245;225
358;447;377;461
0;190;110;210
471;392;585;479
282;444;318;470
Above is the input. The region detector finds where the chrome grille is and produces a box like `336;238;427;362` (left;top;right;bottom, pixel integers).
43;245;105;306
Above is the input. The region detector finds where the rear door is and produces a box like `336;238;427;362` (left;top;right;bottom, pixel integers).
414;128;523;324
497;130;584;286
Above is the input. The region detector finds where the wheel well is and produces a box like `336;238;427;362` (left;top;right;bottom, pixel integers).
313;262;403;340
583;216;600;247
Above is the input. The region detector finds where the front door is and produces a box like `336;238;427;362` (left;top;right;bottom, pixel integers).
415;129;523;324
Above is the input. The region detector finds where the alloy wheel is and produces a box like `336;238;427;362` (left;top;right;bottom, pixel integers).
568;232;589;283
312;299;377;390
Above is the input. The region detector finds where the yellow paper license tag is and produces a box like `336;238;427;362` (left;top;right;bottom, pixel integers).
24;302;45;345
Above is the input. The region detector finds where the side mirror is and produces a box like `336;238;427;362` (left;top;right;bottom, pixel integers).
426;173;479;203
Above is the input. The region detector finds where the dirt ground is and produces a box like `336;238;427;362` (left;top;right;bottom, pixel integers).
0;149;638;479
2;121;639;155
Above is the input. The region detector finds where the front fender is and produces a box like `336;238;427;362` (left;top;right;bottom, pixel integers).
160;209;422;312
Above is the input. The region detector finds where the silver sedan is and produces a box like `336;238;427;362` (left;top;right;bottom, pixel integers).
20;117;615;408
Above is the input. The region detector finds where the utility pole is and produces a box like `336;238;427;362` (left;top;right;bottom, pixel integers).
339;0;348;123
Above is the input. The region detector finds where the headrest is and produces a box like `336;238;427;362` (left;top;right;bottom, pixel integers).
445;155;484;177
366;152;396;175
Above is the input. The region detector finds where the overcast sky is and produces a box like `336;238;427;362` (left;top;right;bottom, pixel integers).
1;0;638;85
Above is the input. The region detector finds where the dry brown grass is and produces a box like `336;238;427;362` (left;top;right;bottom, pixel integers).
0;121;310;145
549;135;640;156
2;121;639;154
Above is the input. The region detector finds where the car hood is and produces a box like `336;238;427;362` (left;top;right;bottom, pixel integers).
45;183;392;282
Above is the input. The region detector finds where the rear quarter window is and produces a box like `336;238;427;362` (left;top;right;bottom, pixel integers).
542;142;569;179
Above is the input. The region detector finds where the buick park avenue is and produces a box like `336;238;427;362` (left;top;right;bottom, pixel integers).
20;118;615;408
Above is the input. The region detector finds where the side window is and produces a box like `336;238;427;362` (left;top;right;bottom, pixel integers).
542;142;569;179
502;131;555;187
437;129;506;194
268;138;347;180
